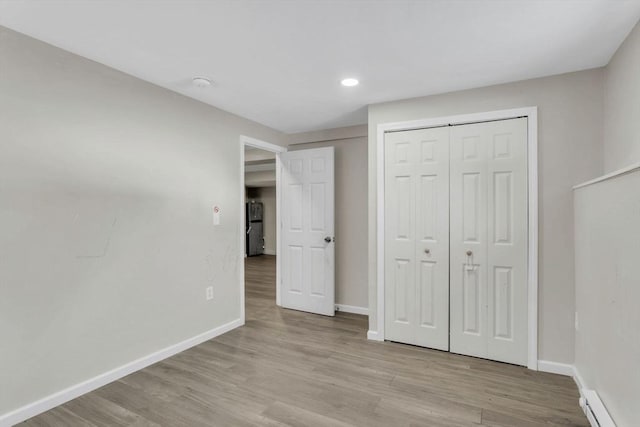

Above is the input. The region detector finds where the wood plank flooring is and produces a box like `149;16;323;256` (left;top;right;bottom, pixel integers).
21;255;588;426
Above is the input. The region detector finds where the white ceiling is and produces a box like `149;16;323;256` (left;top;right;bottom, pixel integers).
1;0;639;133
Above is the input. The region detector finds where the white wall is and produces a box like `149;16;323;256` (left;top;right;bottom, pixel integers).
573;169;640;427
289;126;369;311
0;26;285;417
603;20;640;172
246;186;277;255
368;70;604;364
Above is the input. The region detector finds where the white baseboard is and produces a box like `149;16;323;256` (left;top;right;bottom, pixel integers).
580;389;616;427
537;360;575;376
367;330;383;341
573;365;586;396
573;366;616;427
263;249;276;256
335;304;368;316
0;318;244;427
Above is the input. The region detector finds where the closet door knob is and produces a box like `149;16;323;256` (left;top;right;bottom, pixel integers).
466;250;473;256
424;249;430;254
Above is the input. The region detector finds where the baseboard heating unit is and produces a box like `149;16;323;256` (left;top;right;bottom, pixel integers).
579;389;615;427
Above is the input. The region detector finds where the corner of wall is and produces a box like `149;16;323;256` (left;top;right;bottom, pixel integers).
602;18;640;172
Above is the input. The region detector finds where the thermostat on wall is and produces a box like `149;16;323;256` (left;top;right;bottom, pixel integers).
213;205;220;225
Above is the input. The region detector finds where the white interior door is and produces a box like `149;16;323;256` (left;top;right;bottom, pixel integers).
279;147;335;316
449;118;528;365
384;127;450;351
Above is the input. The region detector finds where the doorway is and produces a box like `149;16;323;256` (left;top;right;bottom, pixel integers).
240;136;286;323
239;136;337;322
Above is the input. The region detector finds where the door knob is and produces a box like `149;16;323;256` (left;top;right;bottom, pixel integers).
424;249;431;254
466;250;473;256
324;236;333;243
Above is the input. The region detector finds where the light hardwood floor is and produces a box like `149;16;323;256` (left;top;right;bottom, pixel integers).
21;255;588;426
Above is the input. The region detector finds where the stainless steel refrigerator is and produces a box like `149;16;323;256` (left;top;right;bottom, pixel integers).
245;201;264;256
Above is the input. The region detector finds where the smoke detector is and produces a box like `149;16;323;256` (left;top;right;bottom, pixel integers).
192;77;213;88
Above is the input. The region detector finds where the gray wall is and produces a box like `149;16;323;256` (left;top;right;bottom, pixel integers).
245;148;276;162
0;26;284;415
245;170;276;187
573;170;640;427
603;20;640;172
289;127;369;311
573;21;640;426
368;70;604;364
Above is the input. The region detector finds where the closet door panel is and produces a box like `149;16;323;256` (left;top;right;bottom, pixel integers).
450;124;489;359
486;118;528;365
385;127;450;350
450;118;528;366
414;126;450;350
384;131;417;345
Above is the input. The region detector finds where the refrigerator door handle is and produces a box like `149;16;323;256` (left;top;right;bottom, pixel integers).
246;226;252;235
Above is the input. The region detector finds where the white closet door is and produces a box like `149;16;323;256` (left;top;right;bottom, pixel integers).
280;147;335;316
449;118;528;365
384;127;450;351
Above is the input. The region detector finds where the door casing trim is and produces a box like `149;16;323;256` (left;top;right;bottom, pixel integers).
373;107;538;370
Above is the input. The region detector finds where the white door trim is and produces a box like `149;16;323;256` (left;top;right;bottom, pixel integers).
239;135;287;323
374;107;539;370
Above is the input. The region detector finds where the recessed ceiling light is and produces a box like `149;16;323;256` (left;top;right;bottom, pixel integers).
341;78;359;87
192;76;212;88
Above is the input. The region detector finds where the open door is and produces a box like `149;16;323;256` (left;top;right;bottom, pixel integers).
279;147;335;316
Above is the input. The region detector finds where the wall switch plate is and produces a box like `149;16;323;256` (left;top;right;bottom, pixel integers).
206;286;213;300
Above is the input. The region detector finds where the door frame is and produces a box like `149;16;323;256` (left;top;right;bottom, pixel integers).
239;135;287;324
374;107;539;370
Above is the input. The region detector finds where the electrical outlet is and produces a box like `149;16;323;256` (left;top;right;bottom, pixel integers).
206;286;213;301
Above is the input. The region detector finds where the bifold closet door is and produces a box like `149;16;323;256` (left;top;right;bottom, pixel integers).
449;118;528;366
384;127;450;351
